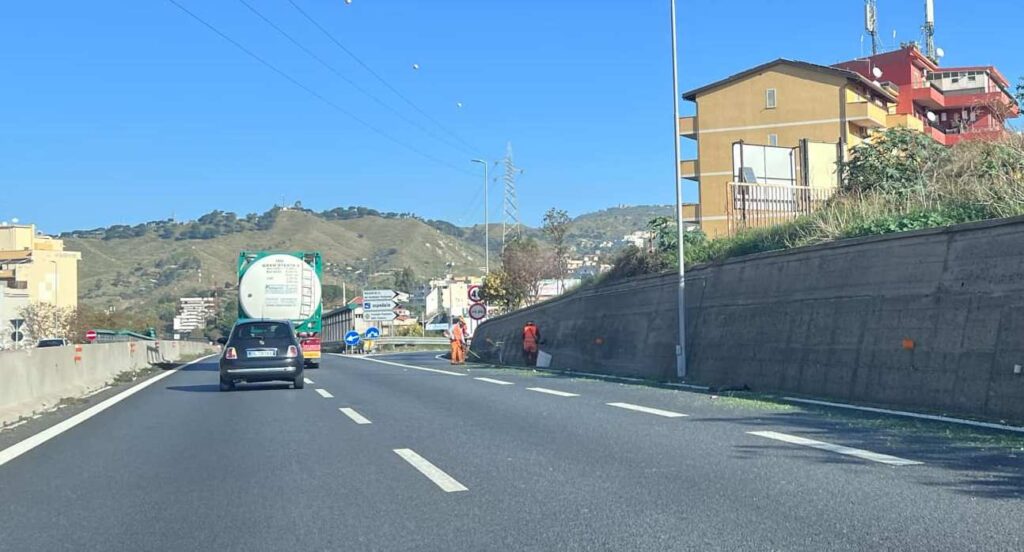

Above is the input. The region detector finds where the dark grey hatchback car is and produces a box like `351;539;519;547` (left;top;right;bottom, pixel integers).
218;320;304;391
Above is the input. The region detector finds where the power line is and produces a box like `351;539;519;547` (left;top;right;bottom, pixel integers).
234;0;476;158
162;0;476;177
286;0;485;157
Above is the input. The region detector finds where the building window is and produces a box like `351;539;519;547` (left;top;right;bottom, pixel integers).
766;88;777;109
768;134;778;147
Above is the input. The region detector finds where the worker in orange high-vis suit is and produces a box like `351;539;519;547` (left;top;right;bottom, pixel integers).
522;321;540;366
449;317;466;365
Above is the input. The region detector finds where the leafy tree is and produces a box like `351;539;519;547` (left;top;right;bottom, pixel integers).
542;208;572;280
391;266;418;294
481;238;557;310
20;303;77;341
841;126;948;198
322;284;345;306
1016;76;1024;107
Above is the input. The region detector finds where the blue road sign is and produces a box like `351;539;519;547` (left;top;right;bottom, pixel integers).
344;330;361;346
364;326;381;339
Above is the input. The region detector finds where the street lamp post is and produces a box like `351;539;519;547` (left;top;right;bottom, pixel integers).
471;159;489;274
670;0;687;379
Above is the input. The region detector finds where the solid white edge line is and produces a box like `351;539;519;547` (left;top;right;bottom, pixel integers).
338;407;371;425
747;430;923;466
0;353;217;469
782;396;1024;435
526;387;579;397
357;356;467;376
303;378;314;385
474;377;514;386
315;388;334;399
393;448;468;492
607;402;688;418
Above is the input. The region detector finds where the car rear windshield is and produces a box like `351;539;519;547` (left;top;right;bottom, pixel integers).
37;339;65;347
233;323;292;341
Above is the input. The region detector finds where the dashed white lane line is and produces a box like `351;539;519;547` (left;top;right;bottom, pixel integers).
526;387;579;398
315;389;334;399
303;377;314;385
339;407;371;425
748;430;923;466
0;354;216;469
359;356;467;377
607;402;688;418
474;377;514;386
393;448;468;493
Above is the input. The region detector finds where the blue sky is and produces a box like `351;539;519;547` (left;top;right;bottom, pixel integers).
1;0;1021;234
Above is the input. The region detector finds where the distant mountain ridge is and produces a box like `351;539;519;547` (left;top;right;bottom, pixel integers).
61;203;672;330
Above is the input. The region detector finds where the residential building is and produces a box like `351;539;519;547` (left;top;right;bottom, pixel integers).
680;59;899;237
835;45;1019;146
425;276;483;320
0;280;30;348
0;223;81;309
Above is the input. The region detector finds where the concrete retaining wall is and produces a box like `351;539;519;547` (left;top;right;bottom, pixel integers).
470;216;1024;423
0;340;214;426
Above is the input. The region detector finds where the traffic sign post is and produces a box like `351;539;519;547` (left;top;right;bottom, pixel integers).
468;303;487;321
344;330;361;352
468;285;483;303
85;330;98;343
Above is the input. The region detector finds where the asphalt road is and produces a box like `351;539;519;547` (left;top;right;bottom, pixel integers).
1;351;1023;551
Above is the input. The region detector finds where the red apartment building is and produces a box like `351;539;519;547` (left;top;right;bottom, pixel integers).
835;45;1019;146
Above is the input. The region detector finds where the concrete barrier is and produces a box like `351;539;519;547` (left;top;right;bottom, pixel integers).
470;216;1024;424
0;340;215;426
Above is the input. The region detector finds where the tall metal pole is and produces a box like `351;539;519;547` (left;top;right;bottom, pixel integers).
471;159;490;274
670;0;687;379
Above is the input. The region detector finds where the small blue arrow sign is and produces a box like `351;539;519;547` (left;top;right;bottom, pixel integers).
364;326;381;339
344;330;361;346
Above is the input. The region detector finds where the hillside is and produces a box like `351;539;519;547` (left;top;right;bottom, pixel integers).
66;209;486;318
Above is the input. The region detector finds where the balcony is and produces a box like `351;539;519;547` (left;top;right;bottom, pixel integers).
679;159;698;180
678;116;697;138
846;101;888;128
886;113;924;132
909;82;945;109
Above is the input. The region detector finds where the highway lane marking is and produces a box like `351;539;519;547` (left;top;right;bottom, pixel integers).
782;397;1024;434
359;356;467;377
339;407;371;425
315;389;334;399
393;448;468;493
303;378;314;385
527;387;579;397
607;402;688;418
474;377;514;386
747;430;923;466
0;354;217;469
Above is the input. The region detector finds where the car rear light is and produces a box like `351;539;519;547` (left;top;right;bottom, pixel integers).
286;345;299;358
225;347;237;360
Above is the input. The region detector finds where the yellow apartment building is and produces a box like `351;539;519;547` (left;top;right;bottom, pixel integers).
679;59;898;237
0;223;81;310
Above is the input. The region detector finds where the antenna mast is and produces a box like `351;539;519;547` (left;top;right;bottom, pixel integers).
864;0;881;55
501;142;522;249
923;0;937;62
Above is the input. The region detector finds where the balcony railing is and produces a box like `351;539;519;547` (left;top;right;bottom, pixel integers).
727;182;835;233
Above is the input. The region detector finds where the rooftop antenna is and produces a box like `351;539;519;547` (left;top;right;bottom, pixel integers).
864;0;881;55
923;0;937;62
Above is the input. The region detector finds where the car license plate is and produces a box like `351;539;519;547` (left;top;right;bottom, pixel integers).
246;349;276;358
